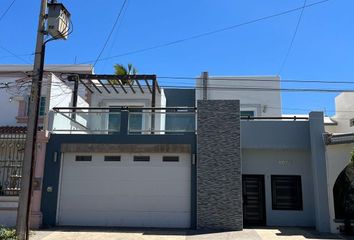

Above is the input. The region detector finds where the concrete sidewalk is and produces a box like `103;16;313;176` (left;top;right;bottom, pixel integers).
29;227;345;240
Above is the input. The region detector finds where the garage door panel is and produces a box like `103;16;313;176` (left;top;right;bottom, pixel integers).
62;167;190;182
59;209;191;228
60;178;191;197
60;194;190;212
64;171;190;183
63;170;190;183
58;152;191;228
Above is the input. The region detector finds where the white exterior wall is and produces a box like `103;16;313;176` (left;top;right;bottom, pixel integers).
0;76;21;126
325;143;354;233
48;74;90;133
327;93;354;133
320;93;354;233
242;149;315;227
90;87;166;132
0;65;93;127
196;76;281;117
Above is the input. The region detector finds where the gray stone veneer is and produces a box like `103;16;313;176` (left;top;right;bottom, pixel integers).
197;100;242;230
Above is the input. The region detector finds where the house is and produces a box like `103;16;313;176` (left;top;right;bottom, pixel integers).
38;72;331;232
1;68;353;234
0;64;93;227
322;92;354;233
196;73;281;117
281;91;354;233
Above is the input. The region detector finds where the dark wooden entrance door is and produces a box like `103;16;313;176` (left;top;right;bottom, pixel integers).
242;175;266;226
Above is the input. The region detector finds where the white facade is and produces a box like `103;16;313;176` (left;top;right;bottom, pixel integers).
89;86;166;133
326;93;354;134
196;75;281;117
0;64;93;127
0;81;22;126
312;92;354;233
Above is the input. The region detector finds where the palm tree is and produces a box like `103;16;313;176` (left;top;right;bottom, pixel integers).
114;63;137;75
113;63;137;85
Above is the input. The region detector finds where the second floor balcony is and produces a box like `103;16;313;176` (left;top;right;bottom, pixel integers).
48;107;196;135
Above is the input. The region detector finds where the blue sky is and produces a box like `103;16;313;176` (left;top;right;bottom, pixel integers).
1;0;353;115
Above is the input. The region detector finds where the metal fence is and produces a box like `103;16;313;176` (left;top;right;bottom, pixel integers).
0;133;26;196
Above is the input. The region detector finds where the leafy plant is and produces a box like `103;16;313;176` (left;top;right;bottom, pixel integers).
0;227;17;240
113;63;138;85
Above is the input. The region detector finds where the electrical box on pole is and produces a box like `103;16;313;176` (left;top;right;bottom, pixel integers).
47;3;71;39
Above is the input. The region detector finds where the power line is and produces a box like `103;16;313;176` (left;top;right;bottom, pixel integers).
93;0;128;67
158;85;354;93
0;0;16;23
96;0;330;62
101;0;130;71
158;76;354;85
0;45;31;63
0;53;34;60
8;70;354;87
33;0;330;73
3;80;354;93
278;0;307;74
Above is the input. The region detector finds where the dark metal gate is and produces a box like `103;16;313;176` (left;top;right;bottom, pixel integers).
0;131;26;196
242;174;266;226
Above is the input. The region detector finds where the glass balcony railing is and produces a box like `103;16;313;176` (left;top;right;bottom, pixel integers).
49;107;196;135
128;111;196;134
49;109;121;134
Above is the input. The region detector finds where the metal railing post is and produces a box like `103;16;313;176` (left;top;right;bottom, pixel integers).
121;109;129;136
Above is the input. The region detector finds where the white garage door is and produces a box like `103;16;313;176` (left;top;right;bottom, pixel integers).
57;152;191;228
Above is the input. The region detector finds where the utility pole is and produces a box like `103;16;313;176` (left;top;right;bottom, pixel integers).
16;0;47;239
17;1;70;238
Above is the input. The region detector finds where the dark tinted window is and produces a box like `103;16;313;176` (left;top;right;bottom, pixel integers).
104;156;121;161
163;156;179;162
271;175;303;210
133;156;150;162
75;155;92;162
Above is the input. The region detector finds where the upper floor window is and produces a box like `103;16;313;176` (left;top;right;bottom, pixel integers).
350;118;354;127
39;96;46;116
27;96;46;116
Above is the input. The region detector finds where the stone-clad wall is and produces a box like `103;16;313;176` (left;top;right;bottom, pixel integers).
197;100;242;230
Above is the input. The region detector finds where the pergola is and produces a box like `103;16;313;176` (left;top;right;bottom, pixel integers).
67;74;161;108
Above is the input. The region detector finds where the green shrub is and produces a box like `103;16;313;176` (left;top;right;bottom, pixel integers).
0;227;17;240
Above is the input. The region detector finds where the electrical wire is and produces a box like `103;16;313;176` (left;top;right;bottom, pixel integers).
158;85;354;93
0;53;34;60
9;81;352;94
278;0;307;74
158;76;354;85
101;0;130;71
95;0;330;63
5;77;354;117
0;45;31;64
0;0;16;23
93;0;128;67
28;0;330;74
